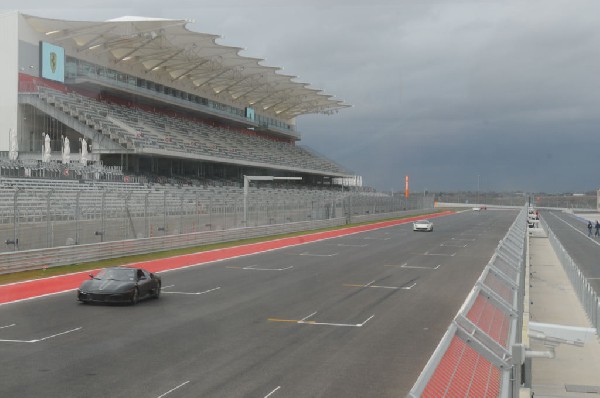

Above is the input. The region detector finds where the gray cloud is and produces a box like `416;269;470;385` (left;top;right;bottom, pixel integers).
4;0;600;192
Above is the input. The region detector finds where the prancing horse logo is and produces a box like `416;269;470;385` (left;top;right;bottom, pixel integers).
50;52;57;73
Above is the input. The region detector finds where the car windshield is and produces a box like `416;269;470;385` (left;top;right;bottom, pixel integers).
417;220;430;223
95;268;135;281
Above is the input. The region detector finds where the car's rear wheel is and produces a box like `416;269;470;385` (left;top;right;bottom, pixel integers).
130;288;139;305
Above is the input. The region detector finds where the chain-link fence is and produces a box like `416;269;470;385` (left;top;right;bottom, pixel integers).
0;185;434;253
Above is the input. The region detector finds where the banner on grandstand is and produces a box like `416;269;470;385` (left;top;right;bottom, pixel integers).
39;41;65;83
245;107;255;121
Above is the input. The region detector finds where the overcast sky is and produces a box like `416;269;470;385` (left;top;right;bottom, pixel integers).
4;0;600;193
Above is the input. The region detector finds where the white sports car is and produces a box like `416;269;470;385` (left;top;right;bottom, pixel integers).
413;219;433;232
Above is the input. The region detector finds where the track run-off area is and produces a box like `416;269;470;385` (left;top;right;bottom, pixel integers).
0;209;518;398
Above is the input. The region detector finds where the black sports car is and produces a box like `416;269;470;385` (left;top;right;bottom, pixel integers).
77;267;161;305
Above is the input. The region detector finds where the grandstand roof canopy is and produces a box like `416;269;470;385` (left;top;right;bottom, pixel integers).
23;14;350;120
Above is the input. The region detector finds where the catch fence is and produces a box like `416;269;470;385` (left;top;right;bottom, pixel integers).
0;181;433;253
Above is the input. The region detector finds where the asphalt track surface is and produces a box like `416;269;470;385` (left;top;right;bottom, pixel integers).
541;210;600;295
0;210;517;398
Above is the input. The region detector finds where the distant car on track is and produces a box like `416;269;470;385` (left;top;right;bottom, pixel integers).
413;219;434;232
77;267;161;305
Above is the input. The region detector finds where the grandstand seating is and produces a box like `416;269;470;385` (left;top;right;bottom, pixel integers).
0;177;347;225
36;87;348;175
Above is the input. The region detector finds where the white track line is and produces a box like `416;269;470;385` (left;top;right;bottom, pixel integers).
300;311;318;321
0;327;82;343
264;386;281;398
423;251;456;257
162;287;221;295
400;264;440;270
243;265;293;271
0;323;16;329
156;381;190;398
298;252;338;257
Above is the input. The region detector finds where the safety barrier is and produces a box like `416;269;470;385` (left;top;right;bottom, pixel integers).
409;206;527;397
0;218;343;275
0;208;438;275
541;217;600;331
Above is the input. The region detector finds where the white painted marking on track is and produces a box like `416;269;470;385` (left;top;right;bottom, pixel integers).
423;252;456;257
335;243;368;247
243;265;293;271
264;386;281;398
298;315;375;328
298;252;338;257
360;315;375;326
370;285;401;290
344;280;416;290
400;264;441;270
162;287;221;295
0;327;82;343
301;311;318;321
384;262;408;268
440;243;467;247
0;323;16;329
156;381;190;398
269;313;374;328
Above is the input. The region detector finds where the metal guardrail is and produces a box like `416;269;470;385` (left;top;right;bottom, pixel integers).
0;208;435;275
0;182;434;253
0;218;343;275
409;206;528;398
541;216;600;331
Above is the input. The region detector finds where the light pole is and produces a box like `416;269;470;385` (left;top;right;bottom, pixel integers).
477;175;480;207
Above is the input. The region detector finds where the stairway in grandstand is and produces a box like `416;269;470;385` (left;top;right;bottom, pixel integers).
31;87;348;175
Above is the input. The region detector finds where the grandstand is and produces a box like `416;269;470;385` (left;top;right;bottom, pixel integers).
0;12;427;255
0;12;355;186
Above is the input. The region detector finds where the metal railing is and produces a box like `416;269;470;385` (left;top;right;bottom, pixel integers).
0;182;433;253
541;216;600;331
409;206;528;397
0;206;436;275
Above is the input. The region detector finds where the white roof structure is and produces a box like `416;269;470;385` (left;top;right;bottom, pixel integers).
23;14;350;120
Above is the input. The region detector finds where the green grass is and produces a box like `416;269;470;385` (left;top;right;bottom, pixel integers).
0;210;449;286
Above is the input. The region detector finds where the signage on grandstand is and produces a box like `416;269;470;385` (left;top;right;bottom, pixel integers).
39;42;65;83
245;107;255;121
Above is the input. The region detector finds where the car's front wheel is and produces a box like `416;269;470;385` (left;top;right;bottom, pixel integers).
153;283;161;299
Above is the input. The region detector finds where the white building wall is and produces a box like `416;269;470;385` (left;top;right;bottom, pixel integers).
0;11;19;152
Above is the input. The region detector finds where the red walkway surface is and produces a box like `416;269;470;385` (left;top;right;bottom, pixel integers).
0;212;453;305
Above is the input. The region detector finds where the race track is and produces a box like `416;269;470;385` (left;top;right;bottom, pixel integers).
541;210;600;295
0;209;518;398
